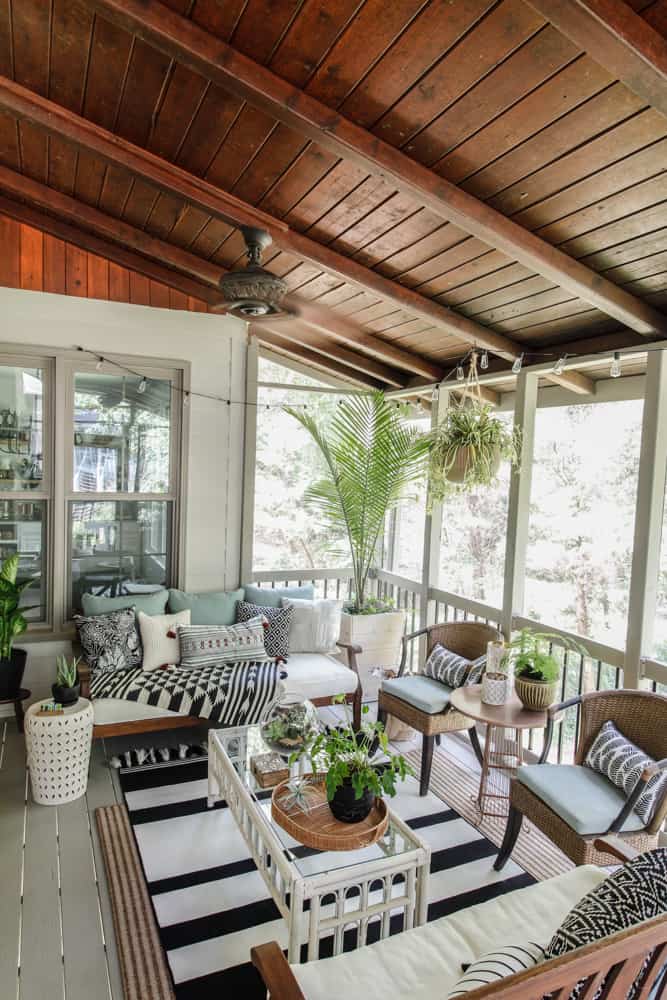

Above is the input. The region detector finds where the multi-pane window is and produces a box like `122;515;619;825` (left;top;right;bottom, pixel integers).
68;366;177;615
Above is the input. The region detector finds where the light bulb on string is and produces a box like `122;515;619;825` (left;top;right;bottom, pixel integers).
431;384;439;402
553;355;566;376
95;358;103;371
480;350;489;370
456;363;465;382
137;377;147;394
511;352;524;375
183;391;190;406
610;351;621;378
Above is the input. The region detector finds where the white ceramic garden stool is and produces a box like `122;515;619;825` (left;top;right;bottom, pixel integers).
25;698;94;805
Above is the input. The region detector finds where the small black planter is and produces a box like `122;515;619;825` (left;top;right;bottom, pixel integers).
52;682;80;706
0;648;27;700
329;777;375;824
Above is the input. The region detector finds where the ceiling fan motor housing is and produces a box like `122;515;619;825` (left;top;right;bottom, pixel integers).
218;226;288;316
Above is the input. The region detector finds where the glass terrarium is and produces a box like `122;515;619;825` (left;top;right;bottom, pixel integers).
260;694;320;758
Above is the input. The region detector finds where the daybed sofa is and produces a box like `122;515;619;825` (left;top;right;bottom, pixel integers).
77;584;362;739
252;838;667;1000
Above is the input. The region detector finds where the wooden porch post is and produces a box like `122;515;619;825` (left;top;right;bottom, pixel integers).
420;387;447;632
240;335;259;585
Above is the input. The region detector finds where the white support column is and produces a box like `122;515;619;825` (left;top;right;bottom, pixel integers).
420;387;447;630
624;350;667;688
240;335;259;585
501;370;539;637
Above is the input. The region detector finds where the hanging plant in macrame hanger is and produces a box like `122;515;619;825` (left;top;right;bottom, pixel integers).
428;351;521;505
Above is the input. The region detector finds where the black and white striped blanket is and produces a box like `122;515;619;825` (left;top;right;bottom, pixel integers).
90;660;281;726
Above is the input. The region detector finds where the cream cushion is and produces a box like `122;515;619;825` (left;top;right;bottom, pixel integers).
137;609;191;670
281;598;344;653
292;866;606;1000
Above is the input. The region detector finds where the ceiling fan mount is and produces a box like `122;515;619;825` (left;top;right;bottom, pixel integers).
217;226;288;317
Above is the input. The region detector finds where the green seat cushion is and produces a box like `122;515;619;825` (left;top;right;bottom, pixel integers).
243;583;315;608
81;590;169;617
516;764;645;835
381;675;453;715
168;588;244;626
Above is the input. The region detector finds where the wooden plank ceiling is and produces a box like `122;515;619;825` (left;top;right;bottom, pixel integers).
0;0;665;394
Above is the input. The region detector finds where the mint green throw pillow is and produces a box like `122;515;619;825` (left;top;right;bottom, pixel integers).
81;590;169;617
243;583;315;607
168;588;244;626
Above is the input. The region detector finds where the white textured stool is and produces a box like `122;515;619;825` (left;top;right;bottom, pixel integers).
25;698;94;805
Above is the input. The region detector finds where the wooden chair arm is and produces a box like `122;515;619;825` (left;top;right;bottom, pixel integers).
538;695;583;763
592;836;640;863
251;942;305;1000
397;626;430;677
78;661;91;699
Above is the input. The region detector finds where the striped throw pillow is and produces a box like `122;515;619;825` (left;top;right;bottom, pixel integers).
177;616;270;667
584;719;667;825
423;643;474;687
447;943;546;997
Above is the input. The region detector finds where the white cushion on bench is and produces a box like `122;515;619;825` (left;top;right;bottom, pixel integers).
292;865;605;1000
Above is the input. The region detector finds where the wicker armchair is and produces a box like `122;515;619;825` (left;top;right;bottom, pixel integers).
377;621;502;796
495;688;667;870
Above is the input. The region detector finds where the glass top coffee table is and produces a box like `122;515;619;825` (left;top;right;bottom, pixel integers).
207;725;431;962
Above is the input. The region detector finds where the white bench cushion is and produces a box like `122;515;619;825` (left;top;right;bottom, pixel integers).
293;866;605;1000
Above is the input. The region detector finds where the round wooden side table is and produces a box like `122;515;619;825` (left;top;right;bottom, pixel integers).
0;687;31;733
25;698;94;805
449;685;547;818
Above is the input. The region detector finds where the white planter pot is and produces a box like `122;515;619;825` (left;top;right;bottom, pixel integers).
338;609;406;701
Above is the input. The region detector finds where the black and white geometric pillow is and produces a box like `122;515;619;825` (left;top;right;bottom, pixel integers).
74;607;142;674
545;848;667;961
585;720;667;825
236;600;293;660
423;643;472;687
446;942;546;997
465;654;487;686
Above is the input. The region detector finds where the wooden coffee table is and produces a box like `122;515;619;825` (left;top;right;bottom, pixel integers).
449;685;547;818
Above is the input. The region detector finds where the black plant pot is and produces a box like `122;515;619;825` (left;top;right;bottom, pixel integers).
0;648;27;700
329;777;375;824
52;682;80;706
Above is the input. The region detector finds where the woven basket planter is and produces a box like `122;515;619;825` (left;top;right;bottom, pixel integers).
515;675;560;711
446;445;501;484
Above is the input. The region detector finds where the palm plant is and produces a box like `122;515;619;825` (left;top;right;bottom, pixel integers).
0;553;34;661
286;392;430;612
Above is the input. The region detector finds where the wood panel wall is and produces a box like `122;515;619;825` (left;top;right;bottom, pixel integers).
0;213;210;313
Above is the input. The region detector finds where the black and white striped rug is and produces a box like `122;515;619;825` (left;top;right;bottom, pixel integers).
119;758;535;998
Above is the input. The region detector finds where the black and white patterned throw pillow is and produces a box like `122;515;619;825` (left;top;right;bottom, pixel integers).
446;942;546;997
585;720;667;825
545;848;667;962
74;607;142;674
236;600;292;660
423;643;473;687
465;654;487;686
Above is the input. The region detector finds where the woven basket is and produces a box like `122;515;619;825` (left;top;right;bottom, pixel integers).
515;675;559;711
446;445;500;484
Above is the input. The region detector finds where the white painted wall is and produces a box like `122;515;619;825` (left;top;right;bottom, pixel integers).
0;287;248;703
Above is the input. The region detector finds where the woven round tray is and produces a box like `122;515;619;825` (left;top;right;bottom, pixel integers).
271;774;389;851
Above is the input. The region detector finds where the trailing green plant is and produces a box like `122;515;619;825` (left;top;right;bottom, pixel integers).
55;654;80;689
428;400;521;504
285;392;430;612
0;553;36;661
295;700;413;802
346;595;395;616
502;627;587;683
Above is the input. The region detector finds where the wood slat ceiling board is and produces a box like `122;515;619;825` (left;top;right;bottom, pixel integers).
0;212;209;310
0;0;664;368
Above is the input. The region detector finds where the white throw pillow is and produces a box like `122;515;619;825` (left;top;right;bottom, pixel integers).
281;597;343;653
137;609;191;670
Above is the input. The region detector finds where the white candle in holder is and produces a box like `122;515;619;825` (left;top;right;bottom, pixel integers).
486;640;506;674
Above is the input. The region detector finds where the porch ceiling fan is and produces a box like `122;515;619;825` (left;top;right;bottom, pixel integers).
213;226;298;320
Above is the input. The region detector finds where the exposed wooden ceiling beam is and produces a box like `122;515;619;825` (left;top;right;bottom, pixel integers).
255;322;407;388
251;328;384;389
0;75;521;364
87;0;667;339
0;78;592;396
545;367;596;394
455;385;502;407
526;0;667;120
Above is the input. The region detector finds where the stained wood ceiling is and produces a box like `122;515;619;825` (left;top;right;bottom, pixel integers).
0;0;665;393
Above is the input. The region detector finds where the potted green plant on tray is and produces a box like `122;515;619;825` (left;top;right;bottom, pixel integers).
503;627;586;711
286;392;430;671
303;704;412;824
52;655;81;706
429;400;520;504
0;553;36;700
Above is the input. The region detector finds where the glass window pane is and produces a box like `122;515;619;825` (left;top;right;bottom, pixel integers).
525;400;643;647
70;500;171;613
438;411;512;608
0;499;47;621
73;372;171;493
0;366;45;491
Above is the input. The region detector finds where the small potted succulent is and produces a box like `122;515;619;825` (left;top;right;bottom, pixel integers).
503;628;585;711
52;654;81;706
0;553;36;700
303;702;412;823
